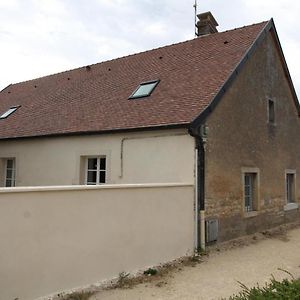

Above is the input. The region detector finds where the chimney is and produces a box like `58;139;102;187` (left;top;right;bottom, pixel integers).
196;11;218;36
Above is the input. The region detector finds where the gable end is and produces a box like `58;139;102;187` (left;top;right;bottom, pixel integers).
189;19;300;135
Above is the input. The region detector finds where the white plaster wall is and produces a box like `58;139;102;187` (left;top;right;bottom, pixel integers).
0;129;195;186
0;184;194;300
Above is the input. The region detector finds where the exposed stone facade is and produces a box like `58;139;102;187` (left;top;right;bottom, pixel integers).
205;28;300;242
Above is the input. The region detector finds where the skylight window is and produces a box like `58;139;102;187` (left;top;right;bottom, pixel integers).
129;80;160;99
0;106;19;119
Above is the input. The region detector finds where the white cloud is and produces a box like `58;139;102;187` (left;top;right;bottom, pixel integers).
0;0;300;97
0;0;19;9
144;22;167;36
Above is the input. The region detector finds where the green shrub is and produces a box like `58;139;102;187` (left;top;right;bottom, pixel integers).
143;268;158;276
61;291;94;300
228;277;300;300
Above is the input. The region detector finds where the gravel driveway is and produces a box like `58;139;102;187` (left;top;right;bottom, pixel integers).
90;225;300;300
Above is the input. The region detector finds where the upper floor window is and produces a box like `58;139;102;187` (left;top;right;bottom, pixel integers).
5;158;16;187
129;80;160;99
85;157;106;185
268;99;275;124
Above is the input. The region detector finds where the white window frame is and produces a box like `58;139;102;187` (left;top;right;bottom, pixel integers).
4;158;16;187
85;156;106;185
284;170;298;211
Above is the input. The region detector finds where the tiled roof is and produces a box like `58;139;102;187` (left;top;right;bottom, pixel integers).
0;21;268;139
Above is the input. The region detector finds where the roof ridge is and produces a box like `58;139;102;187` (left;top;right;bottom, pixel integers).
8;20;268;88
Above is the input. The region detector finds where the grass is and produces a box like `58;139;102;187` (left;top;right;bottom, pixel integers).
228;271;300;300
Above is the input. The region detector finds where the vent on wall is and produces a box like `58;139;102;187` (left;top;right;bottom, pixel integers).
206;219;218;243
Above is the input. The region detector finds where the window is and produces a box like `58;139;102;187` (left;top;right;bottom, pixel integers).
242;168;260;213
286;172;296;204
129;80;159;99
85;157;106;185
268;99;275;124
244;173;256;212
5;158;16;187
0;106;20;119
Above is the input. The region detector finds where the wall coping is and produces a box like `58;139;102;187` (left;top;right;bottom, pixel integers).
0;182;194;194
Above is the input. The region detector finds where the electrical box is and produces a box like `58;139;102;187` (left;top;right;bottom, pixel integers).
206;219;218;243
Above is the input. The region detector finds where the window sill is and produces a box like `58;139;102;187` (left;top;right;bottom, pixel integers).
284;203;299;211
244;211;259;218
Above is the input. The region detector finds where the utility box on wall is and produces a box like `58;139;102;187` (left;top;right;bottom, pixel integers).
206;219;218;243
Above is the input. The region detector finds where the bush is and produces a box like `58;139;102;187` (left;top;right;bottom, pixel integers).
229;276;300;299
143;268;158;276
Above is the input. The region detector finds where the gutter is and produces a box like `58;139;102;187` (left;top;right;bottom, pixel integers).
188;127;206;251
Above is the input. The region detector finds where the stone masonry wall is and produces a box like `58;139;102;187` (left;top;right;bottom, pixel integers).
204;28;300;242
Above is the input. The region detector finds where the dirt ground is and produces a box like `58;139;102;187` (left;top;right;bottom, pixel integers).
89;224;300;300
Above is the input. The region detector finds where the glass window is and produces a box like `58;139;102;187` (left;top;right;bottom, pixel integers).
5;158;16;187
0;107;19;119
286;173;295;203
86;157;106;185
129;80;159;99
244;173;257;212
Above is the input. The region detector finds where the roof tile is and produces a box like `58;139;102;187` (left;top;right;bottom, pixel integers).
0;21;268;139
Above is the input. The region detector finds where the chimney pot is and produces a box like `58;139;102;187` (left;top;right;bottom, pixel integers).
196;11;218;36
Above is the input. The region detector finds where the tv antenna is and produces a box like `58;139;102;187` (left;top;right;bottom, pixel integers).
193;0;198;37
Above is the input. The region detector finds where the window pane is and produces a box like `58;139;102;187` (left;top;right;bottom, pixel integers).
6;159;14;169
87;171;97;184
244;173;255;212
5;179;12;187
6;169;13;179
287;174;295;203
245;175;250;185
0;107;18;119
130;81;159;99
100;158;106;170
245;186;250;196
99;171;106;184
88;158;97;170
133;83;156;97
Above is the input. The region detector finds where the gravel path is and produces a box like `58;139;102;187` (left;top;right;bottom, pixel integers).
90;226;300;300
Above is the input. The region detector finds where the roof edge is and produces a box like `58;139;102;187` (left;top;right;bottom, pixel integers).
268;19;300;116
0;84;12;94
189;19;300;134
0;123;190;141
4;22;269;88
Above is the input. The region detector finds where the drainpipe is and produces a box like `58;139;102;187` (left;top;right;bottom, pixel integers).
189;126;206;252
197;136;206;251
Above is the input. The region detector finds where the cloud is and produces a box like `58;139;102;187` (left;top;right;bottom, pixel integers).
0;0;299;97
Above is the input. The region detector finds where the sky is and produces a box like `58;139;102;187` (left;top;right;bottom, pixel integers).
0;0;300;96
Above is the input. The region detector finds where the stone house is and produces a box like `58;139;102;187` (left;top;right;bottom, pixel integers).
0;12;299;247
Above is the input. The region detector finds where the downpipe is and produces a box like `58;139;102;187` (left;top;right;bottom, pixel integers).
190;128;206;252
197;136;206;251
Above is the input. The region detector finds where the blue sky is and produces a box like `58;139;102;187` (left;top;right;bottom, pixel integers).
1;0;300;96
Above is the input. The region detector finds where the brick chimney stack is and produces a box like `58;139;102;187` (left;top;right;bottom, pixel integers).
196;11;218;36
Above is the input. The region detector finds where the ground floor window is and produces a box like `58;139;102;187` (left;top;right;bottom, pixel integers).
244;173;256;212
286;171;296;204
85;157;106;185
242;168;260;213
5;158;16;187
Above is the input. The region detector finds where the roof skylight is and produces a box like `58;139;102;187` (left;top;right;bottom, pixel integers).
0;106;19;119
129;80;160;99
